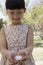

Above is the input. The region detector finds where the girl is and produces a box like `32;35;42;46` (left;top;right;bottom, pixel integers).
0;0;35;65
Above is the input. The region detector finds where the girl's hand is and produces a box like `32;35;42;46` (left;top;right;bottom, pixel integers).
7;51;20;65
18;50;27;61
7;51;14;65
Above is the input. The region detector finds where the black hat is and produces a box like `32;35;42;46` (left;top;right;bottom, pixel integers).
5;0;25;10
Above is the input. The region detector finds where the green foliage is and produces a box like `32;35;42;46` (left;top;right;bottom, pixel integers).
23;4;43;25
23;4;43;39
0;19;3;29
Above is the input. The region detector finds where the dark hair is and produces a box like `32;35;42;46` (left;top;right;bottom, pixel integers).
5;0;25;10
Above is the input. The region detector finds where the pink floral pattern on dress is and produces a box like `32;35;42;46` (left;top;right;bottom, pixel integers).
4;25;28;51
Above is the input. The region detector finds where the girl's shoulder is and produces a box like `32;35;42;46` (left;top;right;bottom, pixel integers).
0;27;5;35
0;28;6;39
0;25;7;38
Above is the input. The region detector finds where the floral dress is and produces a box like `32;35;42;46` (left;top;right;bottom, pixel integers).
1;24;35;65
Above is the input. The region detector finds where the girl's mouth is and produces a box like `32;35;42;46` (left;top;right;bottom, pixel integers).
13;18;20;21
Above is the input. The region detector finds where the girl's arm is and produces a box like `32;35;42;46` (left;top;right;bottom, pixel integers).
0;28;10;59
17;26;34;60
0;28;19;65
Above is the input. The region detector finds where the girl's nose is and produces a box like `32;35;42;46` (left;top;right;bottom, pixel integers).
13;14;18;19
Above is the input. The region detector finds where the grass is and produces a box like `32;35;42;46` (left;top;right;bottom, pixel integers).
34;35;43;43
34;36;43;47
34;39;43;44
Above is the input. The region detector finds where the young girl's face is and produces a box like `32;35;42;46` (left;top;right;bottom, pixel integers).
7;9;25;24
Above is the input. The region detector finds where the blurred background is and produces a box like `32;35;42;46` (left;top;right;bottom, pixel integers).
0;0;43;65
